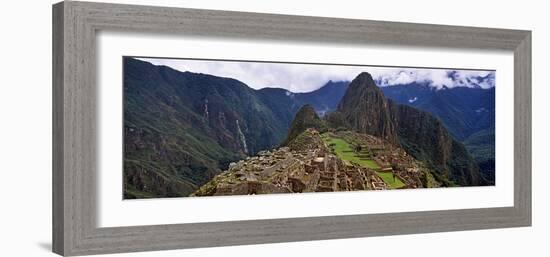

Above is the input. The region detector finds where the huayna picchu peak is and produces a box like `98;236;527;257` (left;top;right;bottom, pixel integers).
336;72;485;186
337;72;398;144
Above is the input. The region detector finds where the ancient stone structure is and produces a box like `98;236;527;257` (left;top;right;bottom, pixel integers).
192;129;434;196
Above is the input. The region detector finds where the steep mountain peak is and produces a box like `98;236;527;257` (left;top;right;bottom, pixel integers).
338;72;385;111
337;73;398;144
286;128;326;152
351;72;378;89
297;104;316;114
282;104;326;146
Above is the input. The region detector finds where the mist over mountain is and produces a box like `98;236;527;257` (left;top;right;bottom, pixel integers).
141;57;495;91
373;69;495;90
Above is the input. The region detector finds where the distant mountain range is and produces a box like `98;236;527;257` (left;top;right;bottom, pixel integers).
123;58;494;198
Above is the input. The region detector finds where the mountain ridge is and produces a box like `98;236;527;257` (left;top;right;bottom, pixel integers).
337;73;398;144
124;58;292;198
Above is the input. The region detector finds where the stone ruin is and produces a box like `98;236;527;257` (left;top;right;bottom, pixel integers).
192;129;431;196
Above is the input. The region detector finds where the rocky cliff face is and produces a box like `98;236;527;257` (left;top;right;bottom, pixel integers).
337;73;398;144
336;72;485;186
381;83;495;141
394;104;483;186
381;84;495;183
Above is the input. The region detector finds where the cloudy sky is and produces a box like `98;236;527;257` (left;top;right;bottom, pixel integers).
137;57;495;93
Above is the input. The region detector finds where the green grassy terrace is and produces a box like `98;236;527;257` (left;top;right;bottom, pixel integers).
375;171;405;188
321;133;405;189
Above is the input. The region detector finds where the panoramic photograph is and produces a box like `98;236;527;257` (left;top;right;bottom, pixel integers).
123;57;496;199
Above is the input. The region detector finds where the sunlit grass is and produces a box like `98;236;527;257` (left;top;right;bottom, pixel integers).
322;135;381;169
322;133;405;189
375;171;406;188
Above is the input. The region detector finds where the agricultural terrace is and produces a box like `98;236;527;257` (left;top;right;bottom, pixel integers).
321;133;405;189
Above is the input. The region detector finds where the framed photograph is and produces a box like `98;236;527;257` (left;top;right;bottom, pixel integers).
52;1;531;256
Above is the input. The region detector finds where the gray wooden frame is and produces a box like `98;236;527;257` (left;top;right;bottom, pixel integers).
52;1;531;256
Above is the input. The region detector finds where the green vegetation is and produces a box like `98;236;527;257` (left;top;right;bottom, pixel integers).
376;171;405;188
464;128;495;163
321;133;405;189
321;135;380;169
420;167;438;188
124;184;158;199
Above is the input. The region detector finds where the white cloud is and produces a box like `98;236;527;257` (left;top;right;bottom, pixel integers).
136;57;495;92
